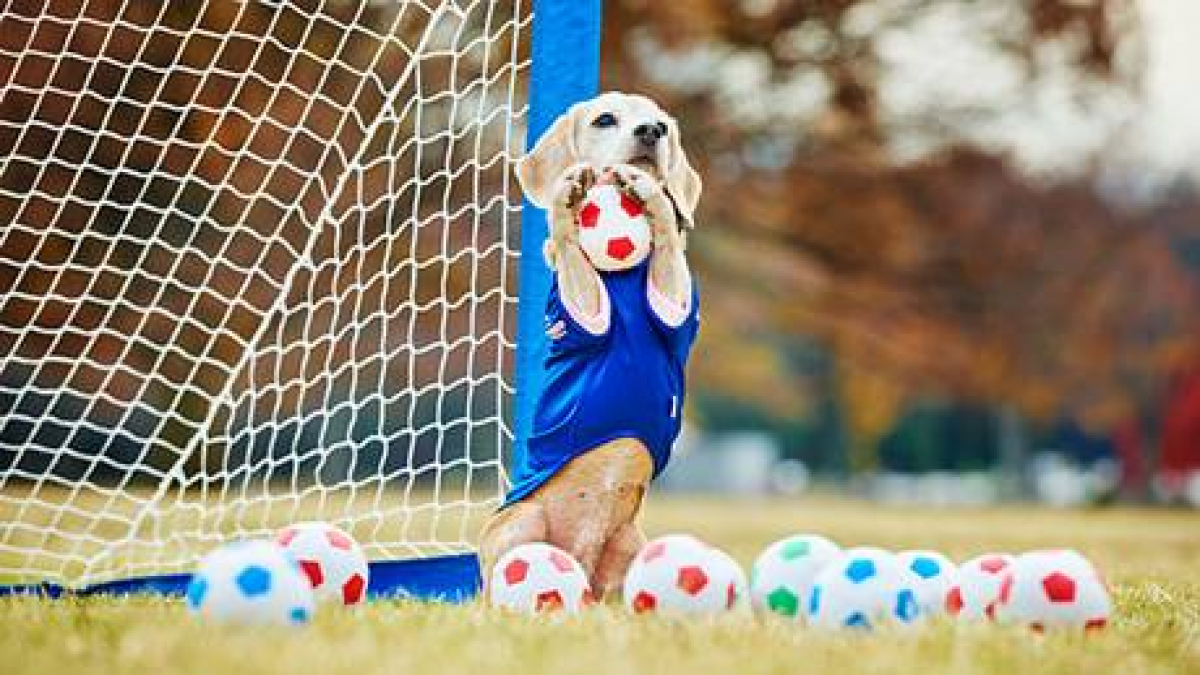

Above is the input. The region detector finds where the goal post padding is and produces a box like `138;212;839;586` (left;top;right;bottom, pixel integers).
0;0;602;601
510;0;604;506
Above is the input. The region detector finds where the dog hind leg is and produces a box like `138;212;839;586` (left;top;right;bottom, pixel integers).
591;521;647;601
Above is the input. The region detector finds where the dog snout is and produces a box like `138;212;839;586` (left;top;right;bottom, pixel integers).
633;123;662;148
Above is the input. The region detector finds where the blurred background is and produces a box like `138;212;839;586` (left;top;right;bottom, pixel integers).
1;0;1198;520
605;0;1200;507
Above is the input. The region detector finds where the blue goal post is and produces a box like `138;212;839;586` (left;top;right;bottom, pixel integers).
511;0;605;484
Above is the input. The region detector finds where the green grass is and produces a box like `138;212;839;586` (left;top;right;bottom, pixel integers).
2;497;1198;674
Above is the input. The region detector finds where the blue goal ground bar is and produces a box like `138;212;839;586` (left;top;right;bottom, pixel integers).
0;553;481;602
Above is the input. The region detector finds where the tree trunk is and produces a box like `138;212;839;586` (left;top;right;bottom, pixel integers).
996;404;1028;501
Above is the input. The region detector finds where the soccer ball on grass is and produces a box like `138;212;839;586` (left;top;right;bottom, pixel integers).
623;534;741;617
806;547;921;630
489;542;594;614
186;540;315;626
750;534;841;620
896;549;957;617
275;522;369;606
994;549;1112;632
946;553;1014;620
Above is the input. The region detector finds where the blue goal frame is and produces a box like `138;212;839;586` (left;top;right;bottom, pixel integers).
512;0;604;485
0;0;605;604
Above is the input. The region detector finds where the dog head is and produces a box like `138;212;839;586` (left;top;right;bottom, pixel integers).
517;92;702;226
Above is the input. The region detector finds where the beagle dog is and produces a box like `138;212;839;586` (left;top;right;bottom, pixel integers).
479;92;702;599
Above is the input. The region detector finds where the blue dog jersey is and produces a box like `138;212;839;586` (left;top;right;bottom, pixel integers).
503;261;699;507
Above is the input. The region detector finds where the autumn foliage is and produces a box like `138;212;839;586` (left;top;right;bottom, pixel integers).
602;0;1200;479
1;0;1196;490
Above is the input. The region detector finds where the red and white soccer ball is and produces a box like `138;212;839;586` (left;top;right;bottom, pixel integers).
624;534;741;617
946;553;1014;620
489;543;594;614
275;522;369;606
707;545;751;615
995;550;1112;632
577;183;652;271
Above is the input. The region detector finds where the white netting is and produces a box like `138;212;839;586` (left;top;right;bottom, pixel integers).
0;0;530;586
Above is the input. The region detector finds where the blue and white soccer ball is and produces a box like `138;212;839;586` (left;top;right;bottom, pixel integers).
186;540;316;626
896;550;958;617
807;547;921;630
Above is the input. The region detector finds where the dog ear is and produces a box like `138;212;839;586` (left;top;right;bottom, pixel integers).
516;103;583;209
663;116;702;227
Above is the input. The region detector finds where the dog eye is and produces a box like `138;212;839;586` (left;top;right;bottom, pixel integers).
656;122;668;136
591;112;617;128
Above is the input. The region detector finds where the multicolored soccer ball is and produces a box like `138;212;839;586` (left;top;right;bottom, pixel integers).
577;182;651;271
489;543;594;614
275;522;369;606
186;540;315;626
946;553;1014;620
623;534;739;617
896;550;957;616
806;547;921;630
750;534;841;620
995;550;1112;632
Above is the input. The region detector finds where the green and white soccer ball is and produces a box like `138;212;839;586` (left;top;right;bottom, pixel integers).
749;534;840;620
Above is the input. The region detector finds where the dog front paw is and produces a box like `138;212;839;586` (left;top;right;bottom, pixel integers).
607;164;676;240
550;163;597;245
607;164;660;204
553;163;596;215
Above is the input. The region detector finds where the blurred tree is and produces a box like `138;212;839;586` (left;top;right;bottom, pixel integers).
602;0;1200;491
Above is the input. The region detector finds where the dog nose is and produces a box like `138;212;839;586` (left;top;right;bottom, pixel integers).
633;123;662;147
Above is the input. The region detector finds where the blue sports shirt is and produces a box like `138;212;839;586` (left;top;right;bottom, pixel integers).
503;260;700;507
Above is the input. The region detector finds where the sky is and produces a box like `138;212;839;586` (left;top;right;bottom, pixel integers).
635;0;1200;183
1135;0;1200;179
873;0;1200;181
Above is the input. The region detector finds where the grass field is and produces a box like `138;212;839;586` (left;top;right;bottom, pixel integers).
2;497;1198;674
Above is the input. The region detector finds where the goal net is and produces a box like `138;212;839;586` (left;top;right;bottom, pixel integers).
0;0;531;592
